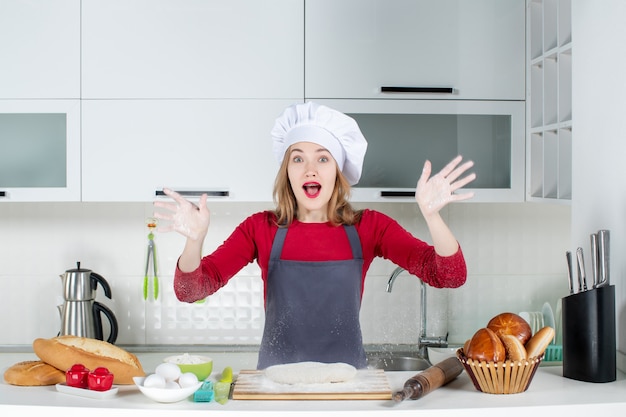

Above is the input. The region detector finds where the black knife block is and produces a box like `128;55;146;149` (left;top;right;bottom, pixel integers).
562;285;616;383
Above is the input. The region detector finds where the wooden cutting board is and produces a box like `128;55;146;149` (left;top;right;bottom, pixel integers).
232;369;392;400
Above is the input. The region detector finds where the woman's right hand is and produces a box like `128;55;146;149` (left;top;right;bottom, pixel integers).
153;188;210;241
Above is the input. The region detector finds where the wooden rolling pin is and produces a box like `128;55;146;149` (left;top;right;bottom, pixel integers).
393;357;463;402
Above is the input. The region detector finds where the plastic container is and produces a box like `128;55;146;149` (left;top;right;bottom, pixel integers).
543;345;563;362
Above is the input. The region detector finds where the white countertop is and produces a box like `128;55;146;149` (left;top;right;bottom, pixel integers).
1;351;626;416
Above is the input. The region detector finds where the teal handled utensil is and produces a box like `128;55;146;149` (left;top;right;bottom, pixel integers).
144;218;159;300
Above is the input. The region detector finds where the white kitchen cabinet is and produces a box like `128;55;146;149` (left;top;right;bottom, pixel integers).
0;0;80;99
527;0;572;202
0;100;81;202
81;0;303;99
82;100;295;202
313;99;525;203
305;0;525;101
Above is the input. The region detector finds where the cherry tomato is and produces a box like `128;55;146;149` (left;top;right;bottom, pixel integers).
88;367;114;391
66;364;90;388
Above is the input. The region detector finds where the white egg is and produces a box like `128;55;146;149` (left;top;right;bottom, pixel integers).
178;372;199;388
155;362;182;381
165;380;181;389
143;373;166;388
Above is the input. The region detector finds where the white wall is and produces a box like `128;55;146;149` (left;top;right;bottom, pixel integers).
0;201;570;349
572;1;626;365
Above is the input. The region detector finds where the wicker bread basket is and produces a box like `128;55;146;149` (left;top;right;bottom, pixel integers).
456;348;543;394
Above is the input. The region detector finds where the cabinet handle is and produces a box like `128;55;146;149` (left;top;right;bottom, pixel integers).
0;191;6;198
155;190;229;197
380;191;416;198
381;86;454;94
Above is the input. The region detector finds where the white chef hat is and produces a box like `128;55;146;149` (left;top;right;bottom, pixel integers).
271;102;368;185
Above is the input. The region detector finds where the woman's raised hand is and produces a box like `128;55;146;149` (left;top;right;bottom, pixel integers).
153;188;210;241
415;155;476;216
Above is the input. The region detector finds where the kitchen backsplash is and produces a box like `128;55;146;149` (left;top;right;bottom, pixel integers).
0;201;570;347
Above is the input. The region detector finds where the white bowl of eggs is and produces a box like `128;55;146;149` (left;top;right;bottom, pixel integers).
134;362;203;403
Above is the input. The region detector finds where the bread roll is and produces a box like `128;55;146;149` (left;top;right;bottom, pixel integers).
33;336;144;384
487;312;532;345
466;327;506;363
525;326;555;358
499;334;527;361
3;360;66;386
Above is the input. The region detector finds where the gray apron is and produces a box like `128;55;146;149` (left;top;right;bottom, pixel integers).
257;224;367;369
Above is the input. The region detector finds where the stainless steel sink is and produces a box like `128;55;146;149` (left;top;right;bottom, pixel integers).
367;354;431;371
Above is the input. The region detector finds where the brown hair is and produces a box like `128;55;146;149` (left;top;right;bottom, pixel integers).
272;154;362;226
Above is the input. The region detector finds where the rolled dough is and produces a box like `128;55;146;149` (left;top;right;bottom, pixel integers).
264;361;357;385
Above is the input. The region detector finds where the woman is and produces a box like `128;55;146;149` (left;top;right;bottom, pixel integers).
154;102;476;369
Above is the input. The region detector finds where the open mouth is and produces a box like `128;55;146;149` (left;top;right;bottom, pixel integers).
303;182;321;198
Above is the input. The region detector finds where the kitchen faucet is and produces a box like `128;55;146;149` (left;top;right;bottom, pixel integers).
386;266;448;360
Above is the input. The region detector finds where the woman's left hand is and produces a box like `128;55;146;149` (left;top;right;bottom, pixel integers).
415;155;476;216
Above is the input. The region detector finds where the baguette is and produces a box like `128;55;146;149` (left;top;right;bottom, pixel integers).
33;336;145;384
3;360;66;386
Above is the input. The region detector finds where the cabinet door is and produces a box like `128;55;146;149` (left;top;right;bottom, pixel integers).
306;0;525;100
0;0;80;99
82;100;295;202
82;0;303;99
312;99;525;203
0;100;81;202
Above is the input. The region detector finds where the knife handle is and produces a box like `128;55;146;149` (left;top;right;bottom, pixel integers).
575;247;587;292
590;234;599;288
597;230;610;286
565;251;574;294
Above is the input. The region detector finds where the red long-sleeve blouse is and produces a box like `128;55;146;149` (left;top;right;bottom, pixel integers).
174;209;467;304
